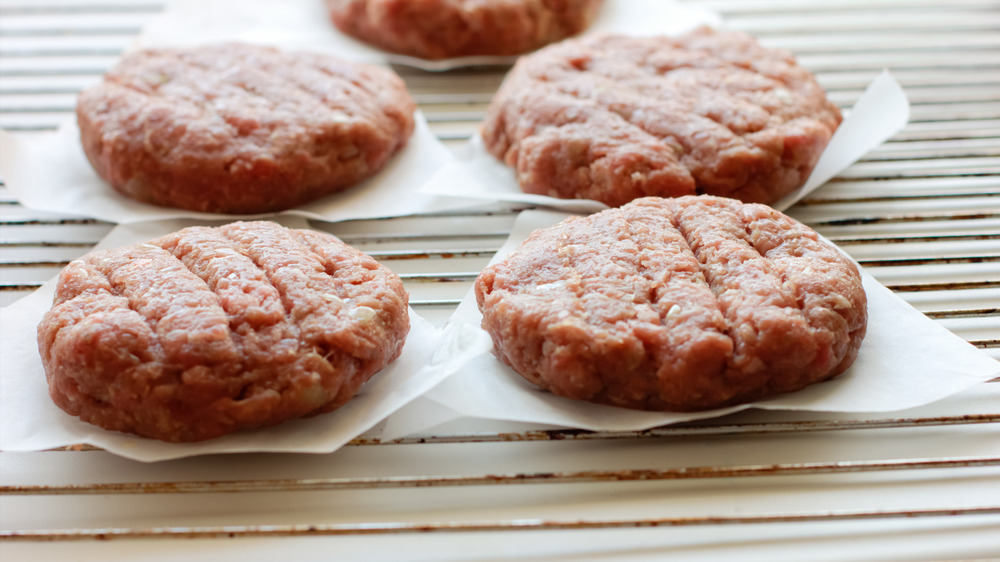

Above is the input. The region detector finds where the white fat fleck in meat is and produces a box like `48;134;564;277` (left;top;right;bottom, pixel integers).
349;305;377;322
535;280;568;292
830;294;853;310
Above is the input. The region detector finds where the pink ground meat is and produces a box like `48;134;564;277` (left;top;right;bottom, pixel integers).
482;28;842;207
475;196;867;411
38;221;410;442
327;0;604;60
77;43;415;214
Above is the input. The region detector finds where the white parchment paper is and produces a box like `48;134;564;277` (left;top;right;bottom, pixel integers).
0;114;481;225
381;209;1000;438
137;0;722;71
0;217;493;462
421;71;911;214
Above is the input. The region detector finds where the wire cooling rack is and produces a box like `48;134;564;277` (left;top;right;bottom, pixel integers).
1;1;998;560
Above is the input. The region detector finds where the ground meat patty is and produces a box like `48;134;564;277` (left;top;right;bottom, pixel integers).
37;221;410;442
76;43;416;214
326;0;604;60
475;196;867;411
482;28;842;207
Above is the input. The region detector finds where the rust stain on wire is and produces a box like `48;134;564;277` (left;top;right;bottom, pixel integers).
0;284;43;292
367;249;499;260
811;212;1000;226
858;255;1000;267
334;232;510;244
887;280;1000;292
830;233;1000;244
3;457;998;496
366;414;1000;445
34;413;1000;453
923;308;998;319
3;506;999;542
803;193;1000;206
0;218;107;226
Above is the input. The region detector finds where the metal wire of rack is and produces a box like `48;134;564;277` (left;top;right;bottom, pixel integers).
1;0;998;560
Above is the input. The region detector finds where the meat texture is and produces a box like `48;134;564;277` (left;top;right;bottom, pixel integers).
327;0;604;59
77;43;416;214
475;196;867;411
38;221;410;442
483;28;842;206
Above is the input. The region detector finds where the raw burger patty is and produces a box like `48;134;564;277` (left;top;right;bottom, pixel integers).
326;0;605;60
483;27;842;206
76;43;416;214
37;221;410;442
475;196;867;411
